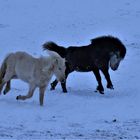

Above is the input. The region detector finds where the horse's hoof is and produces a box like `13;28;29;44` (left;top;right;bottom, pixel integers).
3;89;10;95
3;90;8;95
99;91;104;94
16;96;19;100
96;86;104;94
94;90;104;94
50;87;55;90
50;84;55;90
63;90;67;93
107;84;114;89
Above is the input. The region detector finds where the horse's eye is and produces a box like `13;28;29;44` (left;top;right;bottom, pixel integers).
59;68;62;70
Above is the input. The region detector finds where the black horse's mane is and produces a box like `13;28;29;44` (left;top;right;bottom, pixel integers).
91;36;126;58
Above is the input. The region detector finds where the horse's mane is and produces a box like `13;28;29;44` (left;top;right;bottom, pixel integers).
91;36;126;58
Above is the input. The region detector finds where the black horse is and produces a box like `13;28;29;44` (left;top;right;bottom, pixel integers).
43;36;126;94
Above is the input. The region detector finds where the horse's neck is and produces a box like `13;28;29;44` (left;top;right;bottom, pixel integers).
40;56;56;73
39;56;50;65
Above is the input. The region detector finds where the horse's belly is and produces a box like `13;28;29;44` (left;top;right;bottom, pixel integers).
74;66;93;72
15;66;35;83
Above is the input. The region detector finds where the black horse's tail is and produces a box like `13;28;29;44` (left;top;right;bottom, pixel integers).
42;42;67;58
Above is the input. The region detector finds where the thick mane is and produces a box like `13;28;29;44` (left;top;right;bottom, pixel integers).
91;36;126;58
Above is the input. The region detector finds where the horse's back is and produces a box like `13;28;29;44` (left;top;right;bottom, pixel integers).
14;51;34;61
6;52;36;82
66;46;96;71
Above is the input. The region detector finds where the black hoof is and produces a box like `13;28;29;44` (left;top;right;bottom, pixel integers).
3;90;7;95
63;89;67;93
94;90;104;94
16;96;19;100
95;85;104;94
99;90;104;94
50;87;55;90
50;83;55;90
107;84;114;89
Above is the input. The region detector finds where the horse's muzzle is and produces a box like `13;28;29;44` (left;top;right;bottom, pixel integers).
111;67;118;71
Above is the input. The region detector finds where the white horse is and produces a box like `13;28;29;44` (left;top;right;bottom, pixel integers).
0;51;66;106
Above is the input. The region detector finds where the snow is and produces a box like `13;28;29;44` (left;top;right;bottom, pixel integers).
0;0;140;139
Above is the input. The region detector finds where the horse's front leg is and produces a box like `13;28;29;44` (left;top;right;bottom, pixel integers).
101;68;114;89
16;84;36;101
39;86;46;106
93;68;104;94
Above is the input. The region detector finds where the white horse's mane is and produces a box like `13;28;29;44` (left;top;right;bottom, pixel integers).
47;50;62;58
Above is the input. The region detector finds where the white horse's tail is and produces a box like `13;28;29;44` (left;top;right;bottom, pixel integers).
0;54;11;82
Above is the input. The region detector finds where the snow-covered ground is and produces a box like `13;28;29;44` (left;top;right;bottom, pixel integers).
0;0;140;139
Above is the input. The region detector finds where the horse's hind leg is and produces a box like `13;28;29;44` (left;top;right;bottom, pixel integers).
0;71;13;94
61;81;67;93
93;69;104;94
16;84;36;101
0;81;5;94
50;79;58;90
3;81;11;95
60;68;71;93
61;72;69;93
101;69;114;89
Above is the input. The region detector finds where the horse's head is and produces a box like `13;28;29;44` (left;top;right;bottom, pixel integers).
49;51;66;82
53;57;66;82
109;51;123;71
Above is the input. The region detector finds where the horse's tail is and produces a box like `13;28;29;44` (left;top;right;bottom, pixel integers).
42;42;67;58
0;54;11;83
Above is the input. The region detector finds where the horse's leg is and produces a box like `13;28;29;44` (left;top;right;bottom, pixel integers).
50;79;58;90
60;71;70;93
50;78;68;93
0;71;13;94
16;84;36;100
101;69;114;89
39;86;46;106
3;80;11;95
0;72;5;94
0;80;5;94
93;68;104;94
61;81;67;93
3;76;17;94
50;66;71;93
